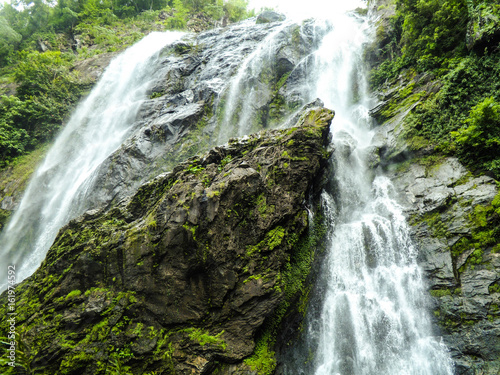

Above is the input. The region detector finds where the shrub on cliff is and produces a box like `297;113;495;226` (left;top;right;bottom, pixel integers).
451;97;500;177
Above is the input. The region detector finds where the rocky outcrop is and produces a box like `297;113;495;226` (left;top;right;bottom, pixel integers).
0;107;333;375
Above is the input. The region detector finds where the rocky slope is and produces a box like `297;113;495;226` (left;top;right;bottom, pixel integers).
0;107;332;375
82;17;322;210
367;0;500;372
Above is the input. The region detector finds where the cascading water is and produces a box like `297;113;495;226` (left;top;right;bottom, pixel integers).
279;5;455;375
0;32;183;290
217;21;291;142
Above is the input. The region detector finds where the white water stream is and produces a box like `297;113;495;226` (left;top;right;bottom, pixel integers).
0;32;183;289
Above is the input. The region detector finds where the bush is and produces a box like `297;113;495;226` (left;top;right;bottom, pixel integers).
451;97;500;177
0;51;89;165
0;96;29;166
165;0;189;29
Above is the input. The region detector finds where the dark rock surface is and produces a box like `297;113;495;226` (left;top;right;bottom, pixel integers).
0;107;333;374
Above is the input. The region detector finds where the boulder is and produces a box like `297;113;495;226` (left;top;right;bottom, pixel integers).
0;107;333;375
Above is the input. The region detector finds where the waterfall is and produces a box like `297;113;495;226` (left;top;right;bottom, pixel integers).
0;3;455;371
279;5;455;375
0;32;184;290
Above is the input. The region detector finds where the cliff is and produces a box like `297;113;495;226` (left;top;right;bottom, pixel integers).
0;107;332;374
368;1;500;372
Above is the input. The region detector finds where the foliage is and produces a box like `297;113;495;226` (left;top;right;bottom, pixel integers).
0;17;21;65
224;0;250;22
166;0;189;29
370;0;474;85
0;51;89;165
106;356;133;374
451;97;500;177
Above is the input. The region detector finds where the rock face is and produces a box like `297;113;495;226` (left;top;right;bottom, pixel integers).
367;3;500;366
0;108;333;375
388;156;500;374
81;18;322;211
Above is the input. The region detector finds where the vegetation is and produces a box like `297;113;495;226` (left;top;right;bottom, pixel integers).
371;0;500;178
0;0;253;168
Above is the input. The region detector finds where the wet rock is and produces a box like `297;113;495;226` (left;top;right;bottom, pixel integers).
73;19;324;213
335;130;358;157
73;52;118;83
256;11;286;24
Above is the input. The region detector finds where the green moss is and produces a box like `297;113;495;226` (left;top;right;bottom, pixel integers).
412;211;450;238
65;290;82;299
246;226;285;256
379;83;419;120
244;210;327;375
186;328;226;350
150;91;165;99
207;190;220;198
471;204;493;227
217;155;233;172
243;274;269;284
453;172;473;187
244;331;276;375
430;289;452;298
489;282;500;294
267;227;285;250
256;193;275;218
183;223;198;241
451;237;472;257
